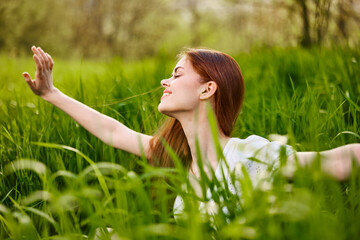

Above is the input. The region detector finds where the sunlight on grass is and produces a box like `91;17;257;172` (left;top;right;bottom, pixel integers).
0;47;359;239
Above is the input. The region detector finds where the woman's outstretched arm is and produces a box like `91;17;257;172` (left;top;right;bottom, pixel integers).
23;46;152;158
288;144;360;180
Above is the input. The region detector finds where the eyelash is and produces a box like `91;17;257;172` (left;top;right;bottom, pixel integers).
174;75;181;78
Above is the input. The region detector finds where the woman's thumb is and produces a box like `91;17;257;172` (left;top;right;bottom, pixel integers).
23;72;34;88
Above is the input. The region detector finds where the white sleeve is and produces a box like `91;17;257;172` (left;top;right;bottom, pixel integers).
242;135;295;167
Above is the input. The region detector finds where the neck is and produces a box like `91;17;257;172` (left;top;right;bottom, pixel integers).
175;105;230;177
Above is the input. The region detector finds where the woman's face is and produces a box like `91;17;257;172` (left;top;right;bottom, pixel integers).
158;56;206;117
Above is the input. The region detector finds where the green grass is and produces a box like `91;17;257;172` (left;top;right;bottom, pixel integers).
0;46;360;239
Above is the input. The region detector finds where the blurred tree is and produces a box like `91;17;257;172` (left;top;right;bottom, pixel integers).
223;0;301;50
0;0;72;56
0;0;359;58
294;0;360;47
295;0;312;47
336;0;360;42
180;0;202;46
65;0;177;58
0;0;177;58
337;0;348;39
314;0;331;45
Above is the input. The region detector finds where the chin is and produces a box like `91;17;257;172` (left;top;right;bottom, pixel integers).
158;102;176;118
158;102;168;114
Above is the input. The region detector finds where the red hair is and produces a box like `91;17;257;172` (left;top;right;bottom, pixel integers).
149;49;245;168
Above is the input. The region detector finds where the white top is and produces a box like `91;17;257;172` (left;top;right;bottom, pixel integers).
173;135;295;218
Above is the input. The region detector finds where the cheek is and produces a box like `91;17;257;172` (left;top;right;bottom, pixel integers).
174;82;200;104
180;91;200;105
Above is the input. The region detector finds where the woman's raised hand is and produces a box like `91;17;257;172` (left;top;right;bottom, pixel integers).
23;46;55;97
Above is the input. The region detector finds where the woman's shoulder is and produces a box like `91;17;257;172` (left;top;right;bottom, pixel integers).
225;135;271;153
228;134;294;151
231;135;270;143
224;135;295;165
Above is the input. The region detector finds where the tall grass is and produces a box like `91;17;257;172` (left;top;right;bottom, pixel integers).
0;46;359;239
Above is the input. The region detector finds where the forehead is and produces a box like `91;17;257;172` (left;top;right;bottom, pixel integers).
174;56;191;72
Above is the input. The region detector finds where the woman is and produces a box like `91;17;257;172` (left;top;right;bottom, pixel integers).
23;46;360;215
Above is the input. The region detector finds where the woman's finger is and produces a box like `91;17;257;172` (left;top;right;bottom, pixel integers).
38;47;50;69
46;53;54;70
31;45;37;53
33;48;44;67
38;47;49;69
31;46;39;57
32;46;45;67
33;54;43;72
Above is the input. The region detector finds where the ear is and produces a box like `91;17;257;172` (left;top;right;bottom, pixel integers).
199;81;218;100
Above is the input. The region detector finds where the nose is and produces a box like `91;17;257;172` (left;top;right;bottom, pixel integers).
161;78;170;87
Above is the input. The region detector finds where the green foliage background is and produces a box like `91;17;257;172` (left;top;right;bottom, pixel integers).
0;46;359;239
1;0;360;239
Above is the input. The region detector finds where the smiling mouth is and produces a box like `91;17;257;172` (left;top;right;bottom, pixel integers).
161;92;171;100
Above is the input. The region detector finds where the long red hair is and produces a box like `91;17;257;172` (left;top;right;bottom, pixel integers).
149;49;245;168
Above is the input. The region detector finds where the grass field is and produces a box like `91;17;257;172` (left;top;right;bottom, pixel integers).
0;46;360;239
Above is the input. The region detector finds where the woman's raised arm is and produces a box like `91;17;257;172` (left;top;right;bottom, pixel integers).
23;46;152;158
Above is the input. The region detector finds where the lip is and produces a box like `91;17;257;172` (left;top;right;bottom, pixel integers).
161;89;172;101
163;89;172;94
